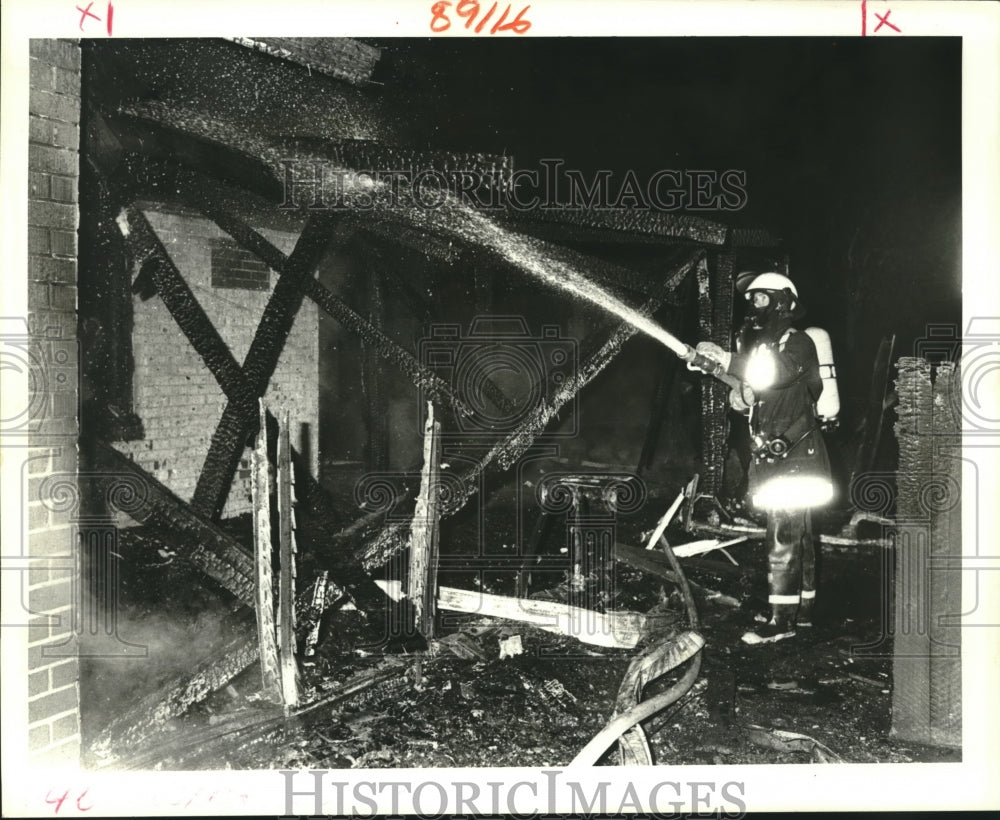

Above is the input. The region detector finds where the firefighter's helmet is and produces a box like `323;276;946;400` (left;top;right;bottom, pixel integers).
745;272;799;299
743;272;805;319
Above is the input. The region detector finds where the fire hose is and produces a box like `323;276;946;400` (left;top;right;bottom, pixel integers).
569;528;704;767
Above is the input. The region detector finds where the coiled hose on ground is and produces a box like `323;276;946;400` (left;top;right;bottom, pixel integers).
570;533;703;767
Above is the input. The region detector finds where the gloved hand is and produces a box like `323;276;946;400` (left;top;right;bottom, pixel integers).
696;341;732;370
729;386;751;414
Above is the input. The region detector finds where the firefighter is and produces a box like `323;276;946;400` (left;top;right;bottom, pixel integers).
695;272;834;644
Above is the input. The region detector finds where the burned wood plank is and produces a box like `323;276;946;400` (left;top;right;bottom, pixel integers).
93;442;255;606
377;581;649;649
252;400;282;702
114;104;712;295
356;250;703;570
437;587;648;649
91;630;261;763
303;571;328;658
277;409;300;709
192;215;333;519
407;402;442;639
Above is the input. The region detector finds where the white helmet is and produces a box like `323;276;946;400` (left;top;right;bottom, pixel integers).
745;272;799;298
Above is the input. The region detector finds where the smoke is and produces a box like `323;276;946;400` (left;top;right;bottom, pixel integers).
79;575;245;742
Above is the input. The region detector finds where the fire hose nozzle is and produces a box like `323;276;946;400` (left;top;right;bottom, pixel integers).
682;345;725;377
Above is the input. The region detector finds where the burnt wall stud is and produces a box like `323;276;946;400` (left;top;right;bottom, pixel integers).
697;252;734;497
251;400;282;703
407;402;443;640
891;357;961;747
277;409;300;709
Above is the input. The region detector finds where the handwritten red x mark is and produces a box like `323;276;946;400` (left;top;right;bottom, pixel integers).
76;1;99;29
74;1;113;34
874;9;901;33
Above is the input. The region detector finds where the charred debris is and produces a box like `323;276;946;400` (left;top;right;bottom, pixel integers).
76;38;956;769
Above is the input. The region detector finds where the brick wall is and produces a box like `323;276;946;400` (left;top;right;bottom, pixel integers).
113;209;319;520
26;38;82;767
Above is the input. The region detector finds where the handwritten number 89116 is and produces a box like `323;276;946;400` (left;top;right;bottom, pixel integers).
430;1;532;34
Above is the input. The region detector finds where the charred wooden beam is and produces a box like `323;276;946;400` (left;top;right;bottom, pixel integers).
120;207;255;406
112;106;712;300
407;402;442;639
227;37;381;86
181;187;475;418
300;137;513;200
92;442;255;606
696;253;734;496
507;206;728;246
706;251;736;495
90;630;261;763
192;215;333;519
356;250;702;570
252;400;282;702
118;191;389;531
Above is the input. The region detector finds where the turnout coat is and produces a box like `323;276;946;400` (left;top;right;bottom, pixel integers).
727;324;833;509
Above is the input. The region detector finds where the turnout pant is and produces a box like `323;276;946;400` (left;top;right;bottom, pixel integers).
765;508;816;624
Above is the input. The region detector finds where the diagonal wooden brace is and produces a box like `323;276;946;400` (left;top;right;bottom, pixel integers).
92;442;255;607
185;191;476;418
192;216;333;519
121;207;257;406
357;249;704;570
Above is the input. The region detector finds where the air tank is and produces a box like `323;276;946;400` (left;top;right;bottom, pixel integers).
804;326;840;424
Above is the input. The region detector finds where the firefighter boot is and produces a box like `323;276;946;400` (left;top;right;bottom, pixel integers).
741;604;797;645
